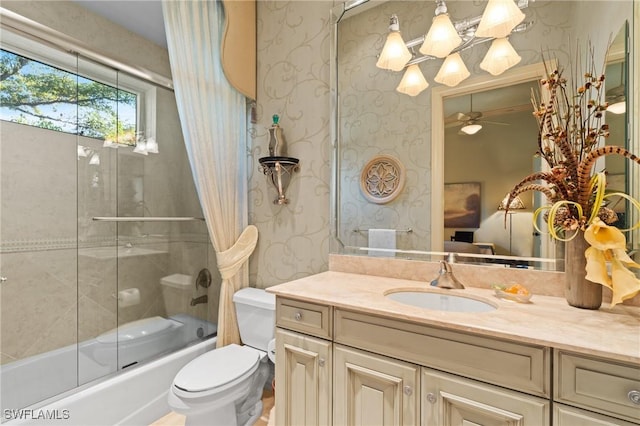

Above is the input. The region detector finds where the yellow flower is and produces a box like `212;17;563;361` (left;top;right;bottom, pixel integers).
584;218;640;307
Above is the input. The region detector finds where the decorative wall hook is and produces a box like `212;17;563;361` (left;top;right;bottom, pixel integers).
259;115;300;204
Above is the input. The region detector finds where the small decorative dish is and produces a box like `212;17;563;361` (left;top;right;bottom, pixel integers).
491;284;532;304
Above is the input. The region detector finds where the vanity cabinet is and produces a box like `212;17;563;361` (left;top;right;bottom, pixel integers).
554;350;640;425
274;296;638;426
274;298;333;426
333;345;420;425
274;328;332;426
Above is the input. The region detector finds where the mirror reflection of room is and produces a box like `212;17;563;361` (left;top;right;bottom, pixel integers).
334;0;633;270
443;81;539;258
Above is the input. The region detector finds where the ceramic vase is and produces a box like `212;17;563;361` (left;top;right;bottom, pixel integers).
564;232;602;309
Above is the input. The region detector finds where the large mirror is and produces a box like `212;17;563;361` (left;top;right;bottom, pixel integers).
331;0;635;269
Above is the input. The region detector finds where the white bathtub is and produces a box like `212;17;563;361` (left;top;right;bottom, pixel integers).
2;317;216;425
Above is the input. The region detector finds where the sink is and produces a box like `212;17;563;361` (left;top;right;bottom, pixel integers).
385;291;496;313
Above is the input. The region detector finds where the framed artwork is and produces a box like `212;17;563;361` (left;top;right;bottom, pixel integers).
444;182;481;228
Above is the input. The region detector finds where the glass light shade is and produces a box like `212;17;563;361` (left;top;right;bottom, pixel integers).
133;141;148;155
607;100;626;114
476;0;525;39
376;31;412;72
480;37;522;76
145;137;159;153
434;52;470;87
89;153;100;165
419;14;462;58
396;64;429;96
460;123;483;135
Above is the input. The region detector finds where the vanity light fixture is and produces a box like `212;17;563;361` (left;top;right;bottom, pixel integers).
376;14;412;72
479;37;522;76
396;64;429;96
476;0;526;39
419;1;461;59
378;0;531;95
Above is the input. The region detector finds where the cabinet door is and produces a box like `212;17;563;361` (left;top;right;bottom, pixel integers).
275;328;332;426
554;403;639;426
422;368;550;426
334;344;420;426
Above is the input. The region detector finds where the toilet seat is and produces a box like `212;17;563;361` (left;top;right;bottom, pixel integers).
173;344;260;394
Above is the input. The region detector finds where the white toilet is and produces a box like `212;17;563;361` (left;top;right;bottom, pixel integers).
168;287;275;426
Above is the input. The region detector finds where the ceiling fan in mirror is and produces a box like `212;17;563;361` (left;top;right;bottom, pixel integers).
445;94;509;135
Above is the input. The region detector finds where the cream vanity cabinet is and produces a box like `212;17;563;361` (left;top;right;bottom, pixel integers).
275;298;333;426
553;351;640;425
274;296;639;426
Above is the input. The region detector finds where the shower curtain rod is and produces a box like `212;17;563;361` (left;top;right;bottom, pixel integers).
93;217;205;222
0;7;174;91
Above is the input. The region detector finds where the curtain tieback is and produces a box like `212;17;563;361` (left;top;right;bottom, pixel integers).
216;225;259;280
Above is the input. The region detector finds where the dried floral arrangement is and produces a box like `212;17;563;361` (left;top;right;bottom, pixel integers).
503;47;640;306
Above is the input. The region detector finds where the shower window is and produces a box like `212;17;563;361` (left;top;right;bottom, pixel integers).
0;29;157;146
1;48;138;143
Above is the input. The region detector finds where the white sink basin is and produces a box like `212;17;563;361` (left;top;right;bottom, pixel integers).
386;291;496;313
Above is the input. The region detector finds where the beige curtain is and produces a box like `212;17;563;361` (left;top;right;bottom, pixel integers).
162;0;254;347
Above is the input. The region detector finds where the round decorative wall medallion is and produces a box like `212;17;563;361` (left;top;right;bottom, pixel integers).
359;154;406;204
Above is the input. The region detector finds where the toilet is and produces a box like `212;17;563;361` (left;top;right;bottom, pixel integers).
168;287;275;426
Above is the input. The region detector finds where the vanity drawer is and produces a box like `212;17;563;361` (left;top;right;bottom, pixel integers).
335;309;550;396
554;351;640;423
276;298;332;339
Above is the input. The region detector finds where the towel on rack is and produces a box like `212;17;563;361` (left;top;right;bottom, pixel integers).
368;229;396;257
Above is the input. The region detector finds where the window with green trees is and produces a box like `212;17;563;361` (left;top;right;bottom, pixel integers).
1;48;138;145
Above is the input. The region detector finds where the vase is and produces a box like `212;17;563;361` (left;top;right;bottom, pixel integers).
564;232;602;309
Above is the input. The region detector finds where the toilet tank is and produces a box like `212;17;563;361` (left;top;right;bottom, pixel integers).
233;287;275;351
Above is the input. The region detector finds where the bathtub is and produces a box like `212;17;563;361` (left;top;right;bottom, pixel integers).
1;315;216;425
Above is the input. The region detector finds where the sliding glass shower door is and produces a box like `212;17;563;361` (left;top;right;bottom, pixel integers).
0;28;215;416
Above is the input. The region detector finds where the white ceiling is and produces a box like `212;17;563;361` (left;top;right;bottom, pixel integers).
72;1;166;48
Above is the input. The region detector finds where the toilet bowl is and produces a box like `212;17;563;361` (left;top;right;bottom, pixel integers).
168;287;275;426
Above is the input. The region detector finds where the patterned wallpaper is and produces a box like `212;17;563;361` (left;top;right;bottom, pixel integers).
249;1;335;287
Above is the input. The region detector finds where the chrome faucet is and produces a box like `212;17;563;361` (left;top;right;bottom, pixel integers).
430;260;465;289
190;295;208;306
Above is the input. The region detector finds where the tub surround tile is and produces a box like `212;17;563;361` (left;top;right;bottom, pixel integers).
268;267;640;364
0;252;77;361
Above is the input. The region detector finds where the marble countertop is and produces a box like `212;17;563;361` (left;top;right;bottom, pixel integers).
267;271;640;364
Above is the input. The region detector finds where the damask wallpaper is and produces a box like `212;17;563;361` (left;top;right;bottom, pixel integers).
249;1;335;287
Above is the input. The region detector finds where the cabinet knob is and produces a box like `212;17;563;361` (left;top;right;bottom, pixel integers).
294;312;303;321
426;392;437;404
318;358;325;367
629;390;640;405
403;386;413;396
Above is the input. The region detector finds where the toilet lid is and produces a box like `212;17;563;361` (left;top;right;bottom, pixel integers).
173;344;260;393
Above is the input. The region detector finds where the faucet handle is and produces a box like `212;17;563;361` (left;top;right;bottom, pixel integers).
431;260;465;289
